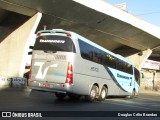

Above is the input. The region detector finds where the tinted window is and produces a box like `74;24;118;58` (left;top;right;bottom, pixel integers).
78;40;94;61
34;35;76;52
78;39;133;74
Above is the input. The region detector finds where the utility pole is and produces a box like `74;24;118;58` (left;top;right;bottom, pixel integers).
152;71;155;91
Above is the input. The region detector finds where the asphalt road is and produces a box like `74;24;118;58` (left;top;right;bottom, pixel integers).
0;88;159;120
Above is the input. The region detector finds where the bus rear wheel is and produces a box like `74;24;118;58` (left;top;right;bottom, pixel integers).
55;93;67;100
85;85;98;102
98;86;107;101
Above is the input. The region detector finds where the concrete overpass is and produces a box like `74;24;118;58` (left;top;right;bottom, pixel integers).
0;0;160;78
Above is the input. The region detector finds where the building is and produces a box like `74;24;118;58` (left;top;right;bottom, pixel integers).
141;60;160;91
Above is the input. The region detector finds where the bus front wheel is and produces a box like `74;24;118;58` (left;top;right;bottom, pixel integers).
130;89;136;99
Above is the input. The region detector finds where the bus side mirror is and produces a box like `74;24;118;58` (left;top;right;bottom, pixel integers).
29;46;34;49
28;46;34;55
28;51;32;55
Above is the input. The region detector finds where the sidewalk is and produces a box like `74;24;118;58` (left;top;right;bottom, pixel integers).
140;89;160;96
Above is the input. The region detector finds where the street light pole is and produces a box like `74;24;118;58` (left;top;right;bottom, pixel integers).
153;72;155;91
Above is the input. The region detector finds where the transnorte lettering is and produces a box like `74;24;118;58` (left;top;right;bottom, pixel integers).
40;39;65;43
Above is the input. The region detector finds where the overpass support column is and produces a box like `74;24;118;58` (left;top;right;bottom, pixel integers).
126;49;152;69
0;12;42;78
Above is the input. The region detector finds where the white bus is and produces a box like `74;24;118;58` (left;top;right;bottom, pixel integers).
28;29;140;102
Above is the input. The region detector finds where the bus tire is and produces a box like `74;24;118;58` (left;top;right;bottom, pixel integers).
85;85;98;102
130;89;136;99
98;86;107;101
55;92;67;100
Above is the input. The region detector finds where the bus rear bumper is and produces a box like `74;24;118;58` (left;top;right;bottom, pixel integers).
28;79;73;94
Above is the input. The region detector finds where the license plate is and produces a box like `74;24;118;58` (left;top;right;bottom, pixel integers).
39;83;50;88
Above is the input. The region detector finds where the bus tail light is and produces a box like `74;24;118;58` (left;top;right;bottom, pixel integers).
65;62;73;85
37;32;41;36
66;33;71;37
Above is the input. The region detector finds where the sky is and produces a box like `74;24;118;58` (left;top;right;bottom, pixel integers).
106;0;160;28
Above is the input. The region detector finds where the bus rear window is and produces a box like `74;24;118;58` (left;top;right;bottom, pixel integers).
34;35;76;53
